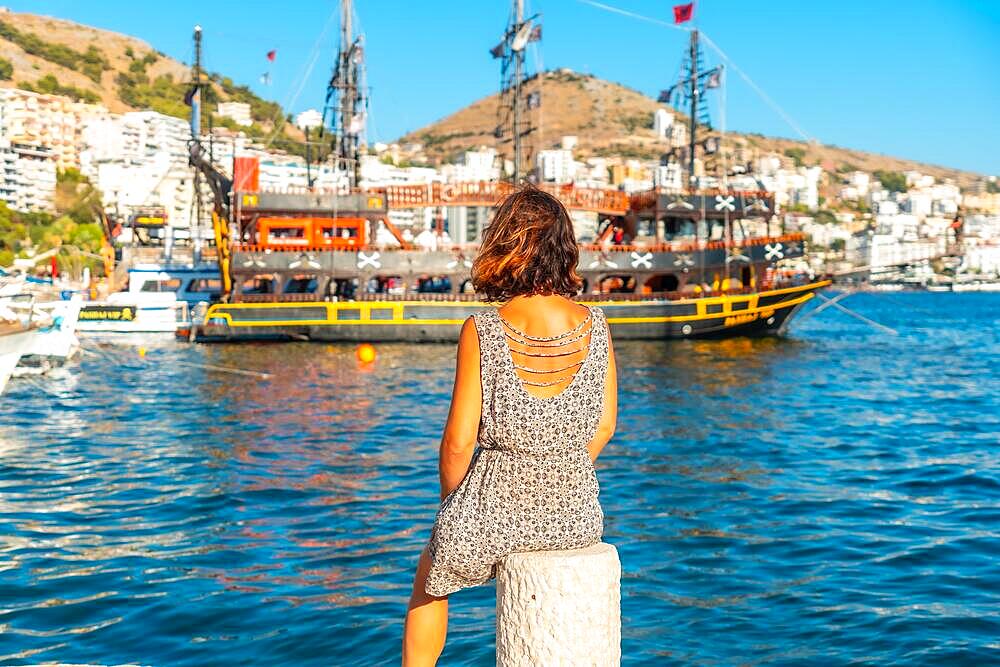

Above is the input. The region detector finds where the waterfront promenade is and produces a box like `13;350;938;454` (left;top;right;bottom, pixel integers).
0;292;997;665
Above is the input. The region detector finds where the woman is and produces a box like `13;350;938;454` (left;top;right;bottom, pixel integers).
402;186;618;665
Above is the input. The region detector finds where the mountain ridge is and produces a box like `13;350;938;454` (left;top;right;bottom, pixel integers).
0;10;987;188
399;69;985;189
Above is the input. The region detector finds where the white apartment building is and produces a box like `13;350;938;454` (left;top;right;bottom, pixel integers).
216;102;253;127
653;109;673;140
0;139;57;212
445;205;491;244
758;162;821;210
905;192;933;217
849;231;947;275
80;111;204;230
801;219;852;249
876;213;920;240
905;171;934;189
849;171;870;196
576;157;610;188
653;163;683;191
359;154;438;187
441;147;499;183
536;149;577;184
652;110;688;149
0;88;108;170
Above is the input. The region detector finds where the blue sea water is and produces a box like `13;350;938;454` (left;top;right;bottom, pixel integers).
0;292;998;666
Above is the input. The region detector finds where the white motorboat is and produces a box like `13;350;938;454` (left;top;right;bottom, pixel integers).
13;297;83;376
951;280;1000;292
0;295;83;376
0;320;37;394
76;264;216;335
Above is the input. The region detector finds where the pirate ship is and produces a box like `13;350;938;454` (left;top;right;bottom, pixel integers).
187;0;828;343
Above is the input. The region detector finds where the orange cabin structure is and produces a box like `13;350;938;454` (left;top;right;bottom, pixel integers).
313;217;365;248
256;217;367;249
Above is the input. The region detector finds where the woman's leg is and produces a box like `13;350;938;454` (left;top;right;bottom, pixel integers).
402;546;448;666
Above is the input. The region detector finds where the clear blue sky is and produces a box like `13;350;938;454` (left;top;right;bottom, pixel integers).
8;0;999;175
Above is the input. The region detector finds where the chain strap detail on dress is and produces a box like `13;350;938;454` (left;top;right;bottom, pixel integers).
512;359;585;374
498;312;592;342
503;326;593;349
520;374;578;387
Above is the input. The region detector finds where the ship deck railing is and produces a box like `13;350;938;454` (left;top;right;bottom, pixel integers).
228;233;805;256
228;282;807;305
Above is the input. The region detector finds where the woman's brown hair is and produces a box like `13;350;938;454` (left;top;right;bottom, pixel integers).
472;186;582;301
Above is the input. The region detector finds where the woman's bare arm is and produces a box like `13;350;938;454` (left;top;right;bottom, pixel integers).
438;317;483;500
587;334;617;462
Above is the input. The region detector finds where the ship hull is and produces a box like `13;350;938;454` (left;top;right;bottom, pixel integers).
190;281;829;343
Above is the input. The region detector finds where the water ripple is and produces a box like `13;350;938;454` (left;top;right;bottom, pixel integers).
0;293;997;665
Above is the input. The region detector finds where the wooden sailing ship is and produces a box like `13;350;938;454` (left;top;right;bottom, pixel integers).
187;1;828;343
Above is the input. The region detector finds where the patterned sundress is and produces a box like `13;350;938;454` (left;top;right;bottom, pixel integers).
424;305;609;597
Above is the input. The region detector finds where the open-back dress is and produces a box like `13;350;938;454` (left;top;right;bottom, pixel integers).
424;305;609;597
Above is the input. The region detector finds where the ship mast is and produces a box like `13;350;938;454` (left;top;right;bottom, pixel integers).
659;29;719;190
495;0;539;182
512;0;525;180
324;0;367;188
190;25;204;262
687;30;698;189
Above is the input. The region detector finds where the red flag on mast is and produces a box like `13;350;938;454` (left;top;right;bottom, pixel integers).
673;2;694;24
266;50;277;62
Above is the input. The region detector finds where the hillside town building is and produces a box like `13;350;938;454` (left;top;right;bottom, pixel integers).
0;85;995;281
0;88;107;170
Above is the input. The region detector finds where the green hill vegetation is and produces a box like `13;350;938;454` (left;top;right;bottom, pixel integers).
0;170;105;274
0;11;307;158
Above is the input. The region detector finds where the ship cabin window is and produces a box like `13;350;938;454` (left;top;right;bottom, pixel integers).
139;278;182;292
285;275;319;294
598;275;636;294
241;275;276;294
663;219;696;240
327;278;358;301
187;278;221;293
644;273;679;294
636;219;656;239
708;221;725;241
316;218;365;247
267;227;307;243
366;276;405;295
319;224;360;239
417;275;452;294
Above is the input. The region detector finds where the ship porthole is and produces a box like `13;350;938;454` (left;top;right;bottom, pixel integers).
766;316;775;325
682;324;692;335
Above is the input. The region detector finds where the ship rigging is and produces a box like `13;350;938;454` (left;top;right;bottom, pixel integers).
179;2;829;343
322;0;368;189
492;0;542;182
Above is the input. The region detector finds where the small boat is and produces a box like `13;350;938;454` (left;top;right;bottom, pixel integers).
75;265;217;335
12;297;83;376
951;280;1000;292
0;318;37;394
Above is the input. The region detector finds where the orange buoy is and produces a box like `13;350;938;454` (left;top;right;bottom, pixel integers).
356;343;376;364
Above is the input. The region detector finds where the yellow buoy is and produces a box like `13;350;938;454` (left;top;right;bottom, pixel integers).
356;343;376;364
138;347;147;358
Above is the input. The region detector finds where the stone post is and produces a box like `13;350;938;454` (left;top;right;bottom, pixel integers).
496;542;621;666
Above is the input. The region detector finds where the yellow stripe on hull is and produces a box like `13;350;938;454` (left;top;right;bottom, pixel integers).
202;281;830;329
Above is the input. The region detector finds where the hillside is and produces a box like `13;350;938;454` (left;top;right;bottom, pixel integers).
400;69;984;189
0;10;305;153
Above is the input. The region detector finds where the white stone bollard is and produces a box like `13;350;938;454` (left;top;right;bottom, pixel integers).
495;542;621;666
